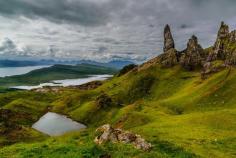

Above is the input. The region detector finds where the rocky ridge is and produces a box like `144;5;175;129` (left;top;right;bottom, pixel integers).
158;22;236;73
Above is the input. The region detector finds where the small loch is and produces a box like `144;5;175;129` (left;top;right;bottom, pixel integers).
32;112;86;136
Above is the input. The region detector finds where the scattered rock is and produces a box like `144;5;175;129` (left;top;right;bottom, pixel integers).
94;124;152;151
163;24;175;52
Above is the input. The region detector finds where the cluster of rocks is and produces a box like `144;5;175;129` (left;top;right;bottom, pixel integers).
159;22;236;74
94;124;152;151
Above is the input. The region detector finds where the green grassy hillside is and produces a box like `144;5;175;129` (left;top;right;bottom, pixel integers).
0;64;117;87
0;58;235;157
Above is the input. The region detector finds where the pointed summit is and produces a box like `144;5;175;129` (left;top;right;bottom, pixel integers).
217;21;229;39
210;21;230;60
180;35;204;70
187;35;203;52
163;24;175;52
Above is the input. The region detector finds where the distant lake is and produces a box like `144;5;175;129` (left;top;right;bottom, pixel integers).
32;112;86;136
12;74;112;90
0;65;51;77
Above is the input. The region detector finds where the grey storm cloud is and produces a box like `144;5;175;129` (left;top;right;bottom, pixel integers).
0;0;110;26
0;38;29;56
0;0;236;62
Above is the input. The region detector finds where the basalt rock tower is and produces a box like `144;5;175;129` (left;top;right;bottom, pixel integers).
158;22;236;72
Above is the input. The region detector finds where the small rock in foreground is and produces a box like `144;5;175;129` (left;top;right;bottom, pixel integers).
94;124;152;151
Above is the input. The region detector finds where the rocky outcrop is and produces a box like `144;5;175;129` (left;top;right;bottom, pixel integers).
209;22;229;61
207;22;236;64
180;35;205;70
154;22;236;73
201;61;227;79
163;24;175;52
94;124;152;151
158;48;179;67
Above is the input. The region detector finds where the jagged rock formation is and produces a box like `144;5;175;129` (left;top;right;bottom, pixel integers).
180;35;205;70
158;25;179;67
207;22;236;65
158;48;179;67
208;22;229;61
157;22;236;73
94;124;152;151
163;24;175;52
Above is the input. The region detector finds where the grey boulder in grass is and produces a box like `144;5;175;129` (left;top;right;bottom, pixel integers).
94;124;152;151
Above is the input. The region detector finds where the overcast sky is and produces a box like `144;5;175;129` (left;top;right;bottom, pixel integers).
0;0;236;62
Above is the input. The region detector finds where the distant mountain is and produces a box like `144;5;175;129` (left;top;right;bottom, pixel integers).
0;60;40;67
0;59;134;69
78;60;134;69
0;63;117;87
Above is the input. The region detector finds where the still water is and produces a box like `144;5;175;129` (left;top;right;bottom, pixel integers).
32;112;86;136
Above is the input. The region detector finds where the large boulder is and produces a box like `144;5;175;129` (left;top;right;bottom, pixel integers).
94;124;152;151
180;35;205;70
163;24;175;52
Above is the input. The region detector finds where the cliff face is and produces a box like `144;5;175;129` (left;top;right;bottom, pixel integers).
158;22;236;71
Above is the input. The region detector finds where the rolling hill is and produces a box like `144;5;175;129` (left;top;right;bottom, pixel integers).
0;22;235;157
0;64;117;88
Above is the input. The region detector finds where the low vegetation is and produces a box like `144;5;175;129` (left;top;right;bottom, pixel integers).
0;61;235;157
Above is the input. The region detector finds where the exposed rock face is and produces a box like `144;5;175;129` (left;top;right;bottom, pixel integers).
229;30;236;43
155;22;236;73
180;35;205;70
158;48;179;67
163;24;175;52
207;21;236;63
211;22;229;60
94;124;152;151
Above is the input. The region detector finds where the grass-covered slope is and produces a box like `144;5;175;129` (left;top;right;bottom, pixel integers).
0;60;235;157
0;64;117;87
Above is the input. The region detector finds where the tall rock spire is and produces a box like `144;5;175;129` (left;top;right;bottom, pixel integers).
163;24;175;52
